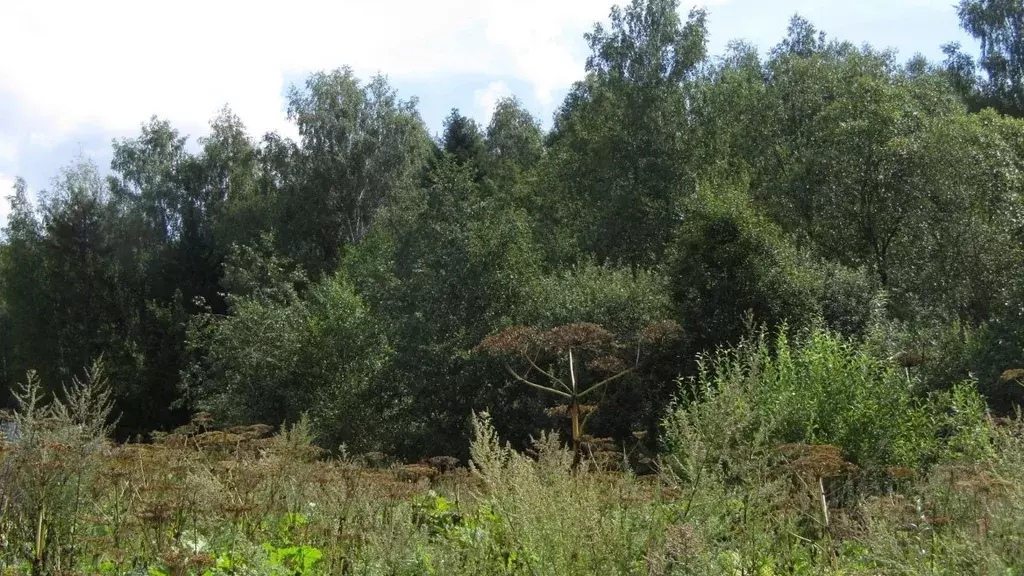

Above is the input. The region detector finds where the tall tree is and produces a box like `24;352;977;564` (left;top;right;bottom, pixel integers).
107;119;220;434
0;178;46;397
958;0;1024;116
440;108;488;178
109;118;191;244
1;161;152;427
485;97;543;177
383;156;540;457
539;0;708;268
284;69;431;276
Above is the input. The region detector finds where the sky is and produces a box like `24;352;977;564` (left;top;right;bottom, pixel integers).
0;0;973;225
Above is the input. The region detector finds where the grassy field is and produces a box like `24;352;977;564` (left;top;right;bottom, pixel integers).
1;413;1022;575
2;333;1024;575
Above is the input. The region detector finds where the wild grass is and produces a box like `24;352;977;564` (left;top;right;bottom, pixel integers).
0;329;1021;575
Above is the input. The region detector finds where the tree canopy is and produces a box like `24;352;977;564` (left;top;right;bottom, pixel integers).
3;0;1024;457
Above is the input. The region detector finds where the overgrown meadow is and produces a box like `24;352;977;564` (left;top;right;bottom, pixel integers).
2;327;1022;575
6;0;1024;573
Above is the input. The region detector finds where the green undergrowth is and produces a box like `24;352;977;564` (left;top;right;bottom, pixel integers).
1;329;1022;575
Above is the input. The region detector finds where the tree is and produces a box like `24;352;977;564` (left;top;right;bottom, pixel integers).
732;30;969;298
283;69;431;276
669;180;826;352
894;108;1024;323
0;162;165;434
197;107;266;254
37;161;120;386
109;118;191;243
521;262;681;444
107;119;216;434
0;178;42;401
184;236;390;451
958;0;1024;116
942;42;985;110
440;108;488;181
383;156;541;457
484;97;544;181
537;0;709;268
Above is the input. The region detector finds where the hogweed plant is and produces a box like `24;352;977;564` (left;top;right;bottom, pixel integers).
476;321;680;468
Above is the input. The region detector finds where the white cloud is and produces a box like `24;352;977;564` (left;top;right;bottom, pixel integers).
0;137;16;165
0;0;962;197
0;0;621;145
474;81;512;125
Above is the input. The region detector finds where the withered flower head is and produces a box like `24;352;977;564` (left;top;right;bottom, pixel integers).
195;430;244;447
394;463;437;483
541;323;614;353
545;404;571;418
887;466;916;480
999;368;1024;383
640;320;683;345
580;435;615;451
192;411;214;427
545;404;600;418
424;455;461;473
893;350;927;368
226;424;274;439
778;443;855;478
588;355;628;374
476;326;540;356
954;471;1014;495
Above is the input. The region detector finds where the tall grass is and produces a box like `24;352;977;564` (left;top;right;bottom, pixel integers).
0;327;1020;575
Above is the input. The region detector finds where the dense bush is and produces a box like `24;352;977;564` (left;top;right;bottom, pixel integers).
522;261;672;337
659;328;1019;575
185;239;391;452
669;182;824;351
668;327;993;472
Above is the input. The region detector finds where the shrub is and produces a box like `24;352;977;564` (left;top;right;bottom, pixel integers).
184;268;391;453
521;261;672;338
0;361;115;575
665;326;991;473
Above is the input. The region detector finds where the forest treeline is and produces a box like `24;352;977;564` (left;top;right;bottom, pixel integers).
3;0;1024;460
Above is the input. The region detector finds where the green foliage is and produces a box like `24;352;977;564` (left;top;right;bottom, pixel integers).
440;109;489;181
282;68;432;276
185;243;390;451
0;361;115;575
957;0;1024;116
522;261;671;337
369;155;542;457
467;412;660;574
4;0;1024;468
484;97;543;183
536;0;708;268
668;326;993;472
0;381;1021;575
669;180;826;351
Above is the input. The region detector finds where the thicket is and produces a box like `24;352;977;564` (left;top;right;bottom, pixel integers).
1;328;1021;575
3;0;1024;470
